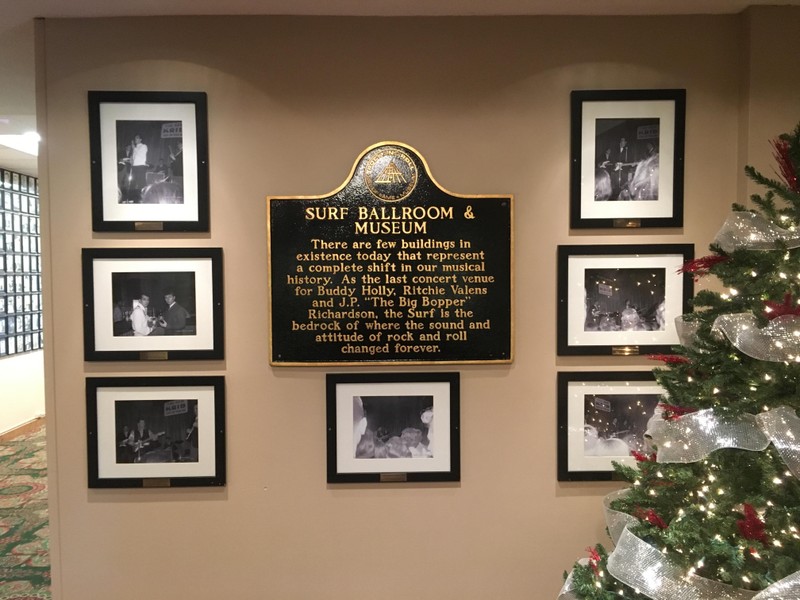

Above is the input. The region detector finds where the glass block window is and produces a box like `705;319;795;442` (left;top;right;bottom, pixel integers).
0;168;42;357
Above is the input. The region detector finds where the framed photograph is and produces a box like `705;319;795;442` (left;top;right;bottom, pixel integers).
326;372;460;484
86;376;225;488
88;91;209;232
558;371;663;481
557;244;693;356
570;89;686;229
82;247;224;361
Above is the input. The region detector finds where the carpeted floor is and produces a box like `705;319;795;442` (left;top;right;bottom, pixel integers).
0;421;50;600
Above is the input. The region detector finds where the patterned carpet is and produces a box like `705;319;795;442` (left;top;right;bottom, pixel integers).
0;422;50;600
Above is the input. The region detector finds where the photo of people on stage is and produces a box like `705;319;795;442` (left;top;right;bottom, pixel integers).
583;393;660;457
353;395;434;459
594;118;660;201
583;267;666;332
116;119;184;204
115;399;199;464
111;271;196;337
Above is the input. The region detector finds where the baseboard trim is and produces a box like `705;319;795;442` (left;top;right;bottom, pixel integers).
0;416;46;442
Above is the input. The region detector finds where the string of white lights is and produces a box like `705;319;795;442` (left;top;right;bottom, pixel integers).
557;488;800;600
556;212;800;600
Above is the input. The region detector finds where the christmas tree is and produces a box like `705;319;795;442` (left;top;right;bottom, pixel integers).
558;125;800;600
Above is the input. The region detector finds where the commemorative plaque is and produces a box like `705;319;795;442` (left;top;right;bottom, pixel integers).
267;142;513;366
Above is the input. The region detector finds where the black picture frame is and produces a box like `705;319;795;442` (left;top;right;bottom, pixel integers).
86;376;226;488
88;91;209;232
570;89;686;229
557;244;694;356
557;371;663;481
81;247;224;361
326;372;460;484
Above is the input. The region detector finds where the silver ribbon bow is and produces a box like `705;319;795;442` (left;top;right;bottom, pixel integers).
607;527;756;600
603;489;755;600
647;408;769;463
558;488;800;600
646;406;800;479
675;315;701;348
757;406;800;478
604;492;800;600
714;212;800;253
713;314;800;362
558;405;800;600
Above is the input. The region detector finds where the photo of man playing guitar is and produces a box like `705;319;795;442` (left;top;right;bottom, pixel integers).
603;136;635;200
595;120;660;202
115;399;199;464
127;418;166;462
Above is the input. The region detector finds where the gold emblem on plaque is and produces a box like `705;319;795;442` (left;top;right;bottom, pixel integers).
363;147;418;201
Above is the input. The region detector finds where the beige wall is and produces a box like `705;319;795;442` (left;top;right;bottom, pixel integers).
38;10;799;599
739;7;800;201
0;351;44;435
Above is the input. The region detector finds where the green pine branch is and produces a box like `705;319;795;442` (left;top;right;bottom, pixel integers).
563;123;800;600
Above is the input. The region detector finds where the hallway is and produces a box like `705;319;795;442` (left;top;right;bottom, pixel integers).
0;419;50;600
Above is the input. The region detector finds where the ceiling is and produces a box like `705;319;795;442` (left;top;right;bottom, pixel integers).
2;0;798;176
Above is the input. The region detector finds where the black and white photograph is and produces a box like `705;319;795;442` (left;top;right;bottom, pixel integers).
113;399;199;465
115;120;184;204
583;267;666;332
86;376;226;488
353;395;435;460
111;271;196;337
88;91;209;231
557;244;694;355
81;248;224;361
558;371;664;481
327;372;460;483
570;89;686;228
594;118;661;201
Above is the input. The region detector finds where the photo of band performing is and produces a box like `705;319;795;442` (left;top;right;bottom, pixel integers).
583;392;660;457
116;119;184;204
594;117;660;201
584;267;666;332
115;399;198;464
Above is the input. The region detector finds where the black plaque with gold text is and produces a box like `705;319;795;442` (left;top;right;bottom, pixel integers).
268;142;512;365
